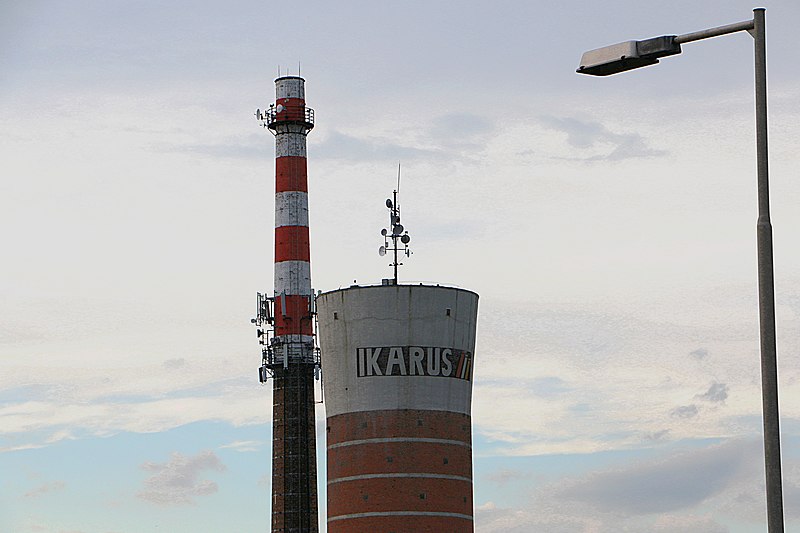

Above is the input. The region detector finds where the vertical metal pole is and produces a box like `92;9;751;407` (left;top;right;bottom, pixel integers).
754;8;784;533
393;190;399;285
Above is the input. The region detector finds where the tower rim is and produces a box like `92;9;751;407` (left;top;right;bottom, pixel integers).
318;283;479;299
275;75;306;83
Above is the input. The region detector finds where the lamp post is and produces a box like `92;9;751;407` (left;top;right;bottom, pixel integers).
577;8;783;533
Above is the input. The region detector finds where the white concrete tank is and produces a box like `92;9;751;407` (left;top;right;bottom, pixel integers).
316;284;479;533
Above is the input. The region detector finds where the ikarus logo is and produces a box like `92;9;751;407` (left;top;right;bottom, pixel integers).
356;346;472;380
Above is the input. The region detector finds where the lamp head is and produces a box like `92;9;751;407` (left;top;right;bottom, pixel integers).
577;36;681;76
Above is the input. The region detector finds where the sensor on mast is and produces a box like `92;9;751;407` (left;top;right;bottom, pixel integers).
379;165;412;285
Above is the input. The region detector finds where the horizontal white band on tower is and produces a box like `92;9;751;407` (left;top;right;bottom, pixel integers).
328;473;472;485
274;261;312;296
275;191;309;228
328;511;473;522
327;437;471;450
276;78;304;99
276;133;307;158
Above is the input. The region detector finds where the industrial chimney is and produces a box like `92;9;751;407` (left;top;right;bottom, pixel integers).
253;76;319;533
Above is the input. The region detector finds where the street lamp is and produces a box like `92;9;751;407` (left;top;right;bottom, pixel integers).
577;8;784;533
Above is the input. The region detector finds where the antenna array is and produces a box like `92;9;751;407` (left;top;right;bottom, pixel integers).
378;170;412;284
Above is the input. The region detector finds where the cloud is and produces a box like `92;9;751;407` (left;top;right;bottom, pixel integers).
0;356;272;451
476;506;729;533
539;115;667;162
218;440;264;452
475;500;622;533
148;134;270;160
785;477;800;520
698;382;729;403
690;348;709;360
714;451;800;523
137;450;225;506
475;506;530;532
464;286;783;457
429;113;493;139
557;439;757;515
312;130;439;162
427;112;494;157
312;111;494;165
485;469;528;486
652;514;728;533
671;405;699;419
642;429;671;443
529;376;570;398
23;480;65;498
0;393;269;451
474;439;765;531
163;358;186;369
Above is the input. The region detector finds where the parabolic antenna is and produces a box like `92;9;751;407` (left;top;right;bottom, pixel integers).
381;228;387;236
401;234;410;244
393;224;404;236
386;199;393;208
379;245;386;256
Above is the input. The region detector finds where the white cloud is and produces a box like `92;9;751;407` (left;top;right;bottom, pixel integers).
698;382;729;403
538;115;668;162
313;130;440;162
218;440;265;452
670;405;700;419
558;439;758;515
29;395;257;432
477;439;766;532
162;358;186;370
652;514;728;533
469;286;800;456
137;450;225;506
690;347;709;360
484;469;528;486
0;382;272;450
23;480;65;499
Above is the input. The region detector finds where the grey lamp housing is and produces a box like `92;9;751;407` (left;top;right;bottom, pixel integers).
577;36;682;76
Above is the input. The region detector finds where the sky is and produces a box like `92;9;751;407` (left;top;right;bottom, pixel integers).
2;0;800;531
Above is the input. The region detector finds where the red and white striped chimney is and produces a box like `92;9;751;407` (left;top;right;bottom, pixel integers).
264;75;318;532
272;76;314;345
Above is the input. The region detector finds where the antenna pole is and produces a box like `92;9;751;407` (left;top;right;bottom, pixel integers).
378;175;411;285
393;189;399;284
